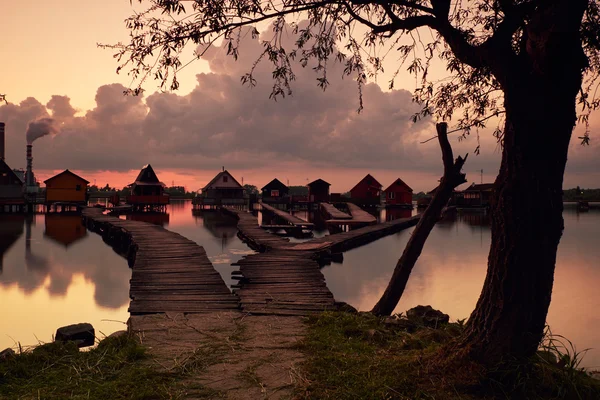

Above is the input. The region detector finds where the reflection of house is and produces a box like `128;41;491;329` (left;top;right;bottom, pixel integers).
44;170;89;205
261;179;289;202
193;209;239;250
198;170;246;206
460;183;494;208
44;214;87;247
0;214;25;272
126;164;169;210
384;178;413;207
0;159;24;212
385;207;412;221
307;179;330;203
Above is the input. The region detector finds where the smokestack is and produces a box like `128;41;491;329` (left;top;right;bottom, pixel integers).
26;144;33;186
0;122;5;161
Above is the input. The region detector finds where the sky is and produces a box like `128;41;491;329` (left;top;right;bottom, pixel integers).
1;1;599;193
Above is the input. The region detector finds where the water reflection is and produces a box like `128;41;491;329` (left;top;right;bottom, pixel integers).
0;213;131;349
322;208;600;368
0;214;24;273
192;209;239;251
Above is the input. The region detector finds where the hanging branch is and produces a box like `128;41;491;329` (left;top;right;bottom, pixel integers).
371;122;468;316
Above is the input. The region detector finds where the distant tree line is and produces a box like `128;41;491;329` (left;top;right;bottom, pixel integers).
563;187;600;201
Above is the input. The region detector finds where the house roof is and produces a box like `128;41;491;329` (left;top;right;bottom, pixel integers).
44;169;89;184
464;183;494;192
202;170;243;191
307;178;330;187
350;174;382;193
384;178;413;193
0;159;23;186
261;178;288;192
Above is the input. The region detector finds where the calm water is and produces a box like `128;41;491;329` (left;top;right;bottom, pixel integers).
1;201;598;368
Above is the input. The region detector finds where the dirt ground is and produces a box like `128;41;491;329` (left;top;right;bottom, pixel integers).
129;312;307;399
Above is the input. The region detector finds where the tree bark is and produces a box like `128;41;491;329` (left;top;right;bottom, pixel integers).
458;0;589;363
371;123;467;316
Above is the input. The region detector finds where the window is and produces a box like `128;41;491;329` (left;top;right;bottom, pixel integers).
389;192;395;199
271;190;279;197
223;175;228;183
76;184;81;191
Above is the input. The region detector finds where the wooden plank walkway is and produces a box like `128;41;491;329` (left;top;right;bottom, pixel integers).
320;202;352;220
345;203;377;224
223;207;419;316
82;207;239;314
223;207;335;315
260;202;314;229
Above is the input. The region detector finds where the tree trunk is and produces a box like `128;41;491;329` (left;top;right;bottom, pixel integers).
371;123;467;316
458;0;588;363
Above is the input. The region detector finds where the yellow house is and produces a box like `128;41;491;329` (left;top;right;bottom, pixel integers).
44;170;89;204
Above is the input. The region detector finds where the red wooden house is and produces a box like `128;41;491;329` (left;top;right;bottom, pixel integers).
384;178;413;207
349;174;382;205
307;179;330;203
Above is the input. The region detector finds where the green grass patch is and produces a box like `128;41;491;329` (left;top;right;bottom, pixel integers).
0;333;218;400
296;312;600;400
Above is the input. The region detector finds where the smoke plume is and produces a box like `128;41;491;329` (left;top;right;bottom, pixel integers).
26;117;59;144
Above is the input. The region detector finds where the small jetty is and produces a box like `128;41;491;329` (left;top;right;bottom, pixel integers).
222;207;420;316
82;207;238;314
320;202;352;220
260;202;314;229
346;203;377;224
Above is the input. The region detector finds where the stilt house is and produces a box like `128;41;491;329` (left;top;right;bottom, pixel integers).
199;170;246;206
126;164;169;209
307;179;330;203
349;174;382;205
44;170;89;205
384;178;413;207
0;159;24;212
261;179;289;203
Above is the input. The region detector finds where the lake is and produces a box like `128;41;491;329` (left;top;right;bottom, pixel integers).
1;200;598;368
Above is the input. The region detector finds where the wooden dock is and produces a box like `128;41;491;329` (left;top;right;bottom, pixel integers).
223;207;419;316
260;202;314;229
345;203;377;224
320;202;352;220
82;207;239;314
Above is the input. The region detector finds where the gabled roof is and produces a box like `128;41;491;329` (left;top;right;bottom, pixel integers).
464;183;494;192
384;178;413;193
44;169;89;184
261;178;288;192
202;170;243;191
350;174;382;193
133;164;160;184
0;159;23;186
307;178;330;187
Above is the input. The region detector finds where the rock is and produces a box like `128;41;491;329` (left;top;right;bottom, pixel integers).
107;330;128;339
55;323;95;348
406;305;450;328
335;301;358;313
0;348;16;360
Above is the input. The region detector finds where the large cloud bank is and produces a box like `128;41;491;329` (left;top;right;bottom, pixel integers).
0;24;598;187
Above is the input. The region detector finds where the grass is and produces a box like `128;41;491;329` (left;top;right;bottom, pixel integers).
296;312;600;400
0;333;220;400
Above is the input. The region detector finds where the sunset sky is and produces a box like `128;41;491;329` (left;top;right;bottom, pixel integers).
1;1;599;192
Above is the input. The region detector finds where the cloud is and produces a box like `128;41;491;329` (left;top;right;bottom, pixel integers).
0;22;598;189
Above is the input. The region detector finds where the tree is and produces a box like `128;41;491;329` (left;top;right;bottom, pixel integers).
112;0;600;364
372;123;467;316
243;184;259;196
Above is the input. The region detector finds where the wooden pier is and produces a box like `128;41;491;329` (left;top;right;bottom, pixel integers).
260;202;314;229
82;207;238;314
223;207;420;316
345;203;377;224
320;202;352;220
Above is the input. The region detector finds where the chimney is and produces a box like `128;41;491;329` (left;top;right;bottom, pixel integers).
222;166;225;172
26;144;33;186
0;122;5;161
